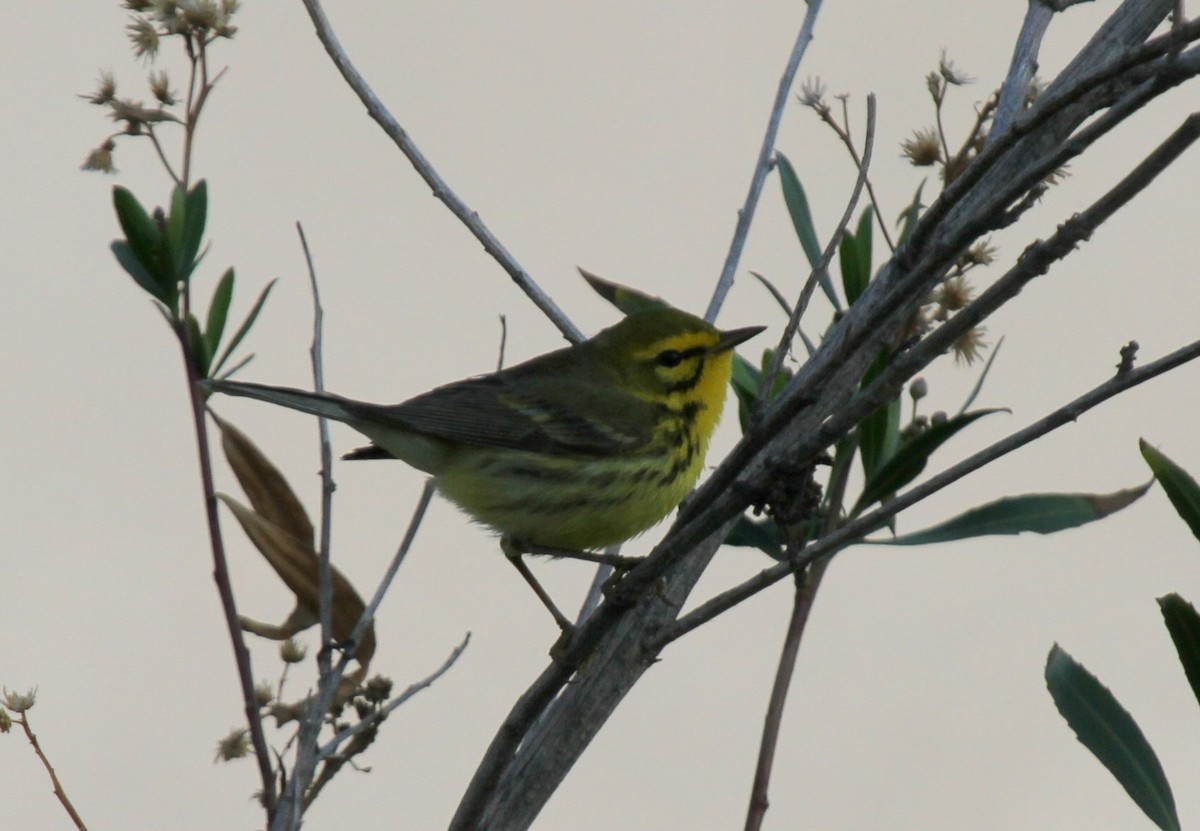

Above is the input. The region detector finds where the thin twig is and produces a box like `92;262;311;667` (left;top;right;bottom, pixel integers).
813;95;897;253
297;0;581;343
744;435;852;831
662;335;1200;642
181;323;276;814
277;222;338;831
705;0;824;322
318;632;472;756
759;95;876;406
17;714;88;831
311;479;437;729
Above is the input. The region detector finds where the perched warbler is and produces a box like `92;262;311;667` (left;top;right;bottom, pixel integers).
205;307;761;620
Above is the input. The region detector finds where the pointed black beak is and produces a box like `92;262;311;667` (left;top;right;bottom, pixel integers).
712;324;766;354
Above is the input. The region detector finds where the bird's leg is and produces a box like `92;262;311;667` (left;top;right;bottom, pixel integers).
501;538;575;632
518;542;643;569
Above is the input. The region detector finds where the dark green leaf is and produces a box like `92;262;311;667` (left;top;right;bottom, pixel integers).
724;514;784;558
957;336;1004;416
112;186;173;305
166;184;187;276
896;180;925;246
204;268;235;366
579;269;669;315
185;312;209;376
857;349;901;480
1140;440;1200;543
211;278;276;378
180;179;208;279
839;207;873;305
871;484;1151;545
111;241;167;304
776;152;821;268
854;408;1005;515
776;152;841;312
1159;594;1200;709
731;353;763;433
1045;645;1179;831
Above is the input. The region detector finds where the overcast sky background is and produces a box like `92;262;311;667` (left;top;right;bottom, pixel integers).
5;1;1200;829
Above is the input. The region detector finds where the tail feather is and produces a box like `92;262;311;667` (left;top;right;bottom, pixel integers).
204;379;360;424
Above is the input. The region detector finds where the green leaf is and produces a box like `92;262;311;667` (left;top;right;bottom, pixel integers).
724;514;784;558
1045;645;1180;831
211;278;276;378
579;269;669;315
776;152;821;268
896;180;925;246
111;241;167;304
1158;593;1200;709
854;408;1005;515
166;184;187;276
112;186;173;306
957;335;1004;416
180;179;208;279
1140;439;1200;543
839;207;873;305
872;484;1151;546
204;268;235;367
185;312;209;376
731;353;763;433
776;152;840;312
857;349;901;480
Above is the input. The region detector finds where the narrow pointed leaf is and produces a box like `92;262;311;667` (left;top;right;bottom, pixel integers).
211;278;276;378
205;268;235;362
1158;593;1200;709
112;186;173;304
839;207;873;305
185;312;209;376
1140;440;1200;543
579;268;668;314
731;353;763;433
1045;645;1179;831
776;152;841;311
180;179;208;278
216;414;315;546
857;348;902;479
111;241;168;303
957;336;1004;416
871;484;1151;545
896;180;925;245
166;184;187;276
855;408;1005;514
776;152;821;268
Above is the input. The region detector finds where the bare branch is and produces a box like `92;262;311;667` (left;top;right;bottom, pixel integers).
318;632;471;757
297;0;581;342
705;1;825;322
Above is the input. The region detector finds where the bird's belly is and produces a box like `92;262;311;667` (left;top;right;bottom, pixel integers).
433;448;702;551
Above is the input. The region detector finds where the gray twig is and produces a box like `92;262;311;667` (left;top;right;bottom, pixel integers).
297;0;581;343
705;0;825;322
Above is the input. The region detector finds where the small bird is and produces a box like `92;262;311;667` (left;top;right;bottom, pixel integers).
205;306;762;627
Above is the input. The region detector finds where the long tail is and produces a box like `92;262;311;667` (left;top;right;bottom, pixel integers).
203;379;360;424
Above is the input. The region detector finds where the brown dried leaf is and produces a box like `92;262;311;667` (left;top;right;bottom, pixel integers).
218;494;375;668
214;414;315;546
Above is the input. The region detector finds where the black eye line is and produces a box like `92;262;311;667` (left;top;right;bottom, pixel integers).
656;345;706;368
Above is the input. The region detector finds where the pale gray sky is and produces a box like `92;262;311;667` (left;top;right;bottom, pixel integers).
4;2;1199;829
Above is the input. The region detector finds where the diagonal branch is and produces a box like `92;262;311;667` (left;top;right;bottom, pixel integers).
297;0;581;342
705;0;825;322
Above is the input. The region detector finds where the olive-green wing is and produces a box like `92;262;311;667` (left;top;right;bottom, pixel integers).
346;371;657;458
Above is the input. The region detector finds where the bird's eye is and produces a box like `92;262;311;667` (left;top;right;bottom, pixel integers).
656;350;684;368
